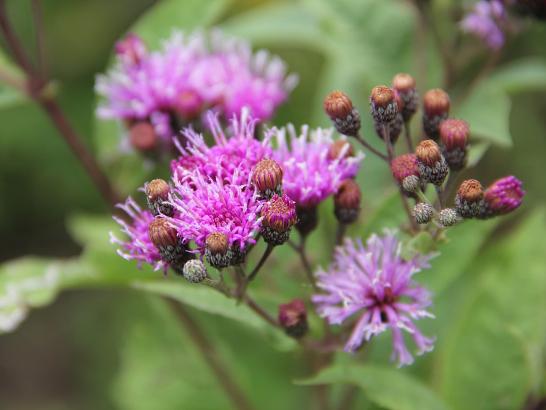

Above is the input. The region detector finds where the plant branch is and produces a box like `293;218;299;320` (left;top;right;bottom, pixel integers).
167;299;256;410
354;133;388;162
247;244;274;282
242;293;279;328
288;237;318;291
31;0;46;78
403;121;414;152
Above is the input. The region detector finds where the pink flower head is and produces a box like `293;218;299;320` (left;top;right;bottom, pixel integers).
483;175;524;216
110;197;166;272
312;232;435;367
270;125;364;208
166;168;263;255
96;30;297;145
461;0;507;50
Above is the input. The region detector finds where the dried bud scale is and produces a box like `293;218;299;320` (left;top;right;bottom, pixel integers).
392;73;419;121
334;179;361;224
440;119;470;170
261;194;297;246
323;91;361;137
415;140;448;186
423;89;450;140
145;179;174;216
252;159;283;199
439;208;460;227
374;113;403;144
455;179;484;218
278;299;308;338
413;202;434;224
370;86;398;124
182;259;208;283
129;121;158;152
205;232;233;269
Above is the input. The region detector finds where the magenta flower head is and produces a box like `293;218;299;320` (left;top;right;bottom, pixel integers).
166;168;263;267
96;30;297;151
482;176;524;217
110;197;165;272
172;108;272;185
461;0;507;50
270;125;364;209
312;232;435;367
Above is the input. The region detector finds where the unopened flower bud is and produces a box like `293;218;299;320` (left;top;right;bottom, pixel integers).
374;113;403;143
416;140;448;185
334;180;361;224
327;139;354;161
261;194;297;245
149;218;190;266
413;202;434;224
455;179;484;218
392;73;419;121
323;91;361;136
439;208;459;227
295;206;318;237
480;176;525;218
391;154;421;196
423;89;450;140
205;232;233;269
278;299;308;338
129;121;158;152
252;159;283;199
440;119;470;170
145;179;174;216
370;86;398;124
182;259;208;283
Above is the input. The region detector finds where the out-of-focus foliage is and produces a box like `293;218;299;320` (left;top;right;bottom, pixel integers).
1;0;546;409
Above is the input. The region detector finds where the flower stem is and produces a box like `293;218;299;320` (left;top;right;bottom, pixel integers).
403;121;414;152
247;244;274;282
288;237;318;291
354;133;388;162
167;299;257;410
335;222;346;247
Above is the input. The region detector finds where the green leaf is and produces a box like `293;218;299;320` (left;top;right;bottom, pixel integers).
439;208;546;410
298;364;450;410
0;48;27;109
455;82;512;147
130;0;230;47
363;192;407;237
490;58;546;94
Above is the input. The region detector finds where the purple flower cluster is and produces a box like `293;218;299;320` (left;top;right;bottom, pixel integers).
110;197;166;272
461;0;508;49
270;125;364;208
96;30;297;145
312;232;435;366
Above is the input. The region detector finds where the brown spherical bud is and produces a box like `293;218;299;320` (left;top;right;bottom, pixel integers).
148;218;178;249
324;91;361;136
146;179;170;202
423;89;450;117
392;73;416;92
327;139;354;160
129;121;157;152
324;91;354;120
252;159;283;198
458;179;484;202
370;86;398;124
391;153;419;183
205;232;232;269
416;140;448;185
278;299;308;338
334;180;361;224
440;119;470;151
416;140;442;167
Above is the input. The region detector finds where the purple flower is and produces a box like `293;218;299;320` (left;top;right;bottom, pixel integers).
96;30;297;145
312;232;435;366
110;197;166;272
483;175;524;215
270;125;363;208
171;109;272;185
166;168;263;255
461;0;507;49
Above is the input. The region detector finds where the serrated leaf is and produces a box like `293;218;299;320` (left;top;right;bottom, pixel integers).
298;364;450;410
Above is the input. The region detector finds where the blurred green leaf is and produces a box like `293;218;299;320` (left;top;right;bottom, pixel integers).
363;192;406;237
130;0;230;46
0;48;27;109
439;208;546;410
298;364;450;410
456;82;512;147
490;58;546;93
113;297;234;410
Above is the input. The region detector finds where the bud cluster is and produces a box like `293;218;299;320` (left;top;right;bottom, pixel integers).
323;91;361;137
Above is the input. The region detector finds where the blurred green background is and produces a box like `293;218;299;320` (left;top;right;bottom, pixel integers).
1;0;545;409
